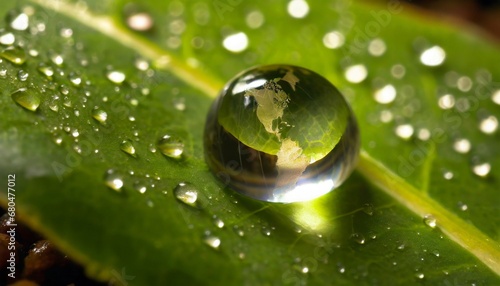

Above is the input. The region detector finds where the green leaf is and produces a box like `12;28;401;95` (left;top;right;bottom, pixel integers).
1;0;499;285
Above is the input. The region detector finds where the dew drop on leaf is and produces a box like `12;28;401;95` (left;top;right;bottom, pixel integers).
438;94;455;109
287;0;309;19
0;32;15;45
362;203;374;216
7;11;29;31
453;138;471;154
492;90;500;105
174;182;198;208
126;12;154;32
120;139;137;157
368;38;386;57
104;169;124;192
50;53;64;66
1;46;27;65
133;181;147;194
157;134;184;159
261;226;272;237
11;88;40;112
395;124;414;140
391;64;405;79
344;64;367;83
204;65;359;203
351;233;365;245
245;10;265;29
415;272;425;279
203;232;221;250
106;70;126;84
423;214;437;228
233;225;245;237
68;72;82;86
212;216;224;228
92;107;108;124
17;70;28;81
374;84;396;104
472;162;491;177
323;31;345;49
37;62;54;78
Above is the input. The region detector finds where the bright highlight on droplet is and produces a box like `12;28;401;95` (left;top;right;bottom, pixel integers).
0;32;15;45
479;115;498;134
453;138;471;154
323;31;345;49
368;38;386;56
423;214;437;228
222;32;249;53
438;94;455;109
420;46;446;67
344;64;367;83
106;70;126;84
472;162;491;177
10;13;29;31
287;0;309;19
126;12;154;31
395;124;414;140
374;84;396;104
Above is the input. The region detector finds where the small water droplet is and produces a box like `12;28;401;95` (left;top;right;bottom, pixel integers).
323;31;344;49
17;69;28;81
104;169;124;192
417;128;431;141
438;94;455;110
133;181;147;194
479;115;498;134
443;170;454;180
173;97;186;111
344;64;368;83
157;134;184;159
338;265;346;274
362;203;374;216
420;45;445;66
0;32;15;45
453;138;471;154
135;58;149;71
472;162;491;177
106;70;125;84
69;72;82;86
222;32;249;53
60;27;73;38
351;233;365;244
261;226;272;236
287;0;309;19
368;38;386;56
174;182;198;208
50;53;64;66
415;272;425;279
8;11;29;31
11;88;40;111
120;139;137;157
213;216;224;228
203;233;221;249
71;129;80;138
423;214;437;228
458;201;468;211
238;252;245;259
395;124;414;140
457;76;472;92
380;110;393;123
1;46;26;65
397;243;406;250
374;84;396;104
126;11;154;32
0;68;7;78
37;62;54;78
92;108;108;124
431;250;440;257
233;225;245;237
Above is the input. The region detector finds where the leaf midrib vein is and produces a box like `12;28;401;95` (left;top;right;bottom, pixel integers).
30;0;500;277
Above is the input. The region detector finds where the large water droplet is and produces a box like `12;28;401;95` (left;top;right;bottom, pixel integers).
104;169;124;192
204;65;359;203
420;46;446;67
8;11;29;31
423;214;437;228
157;134;184;159
120;139;137;157
11;88;40;111
174;182;198;207
1;46;27;65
